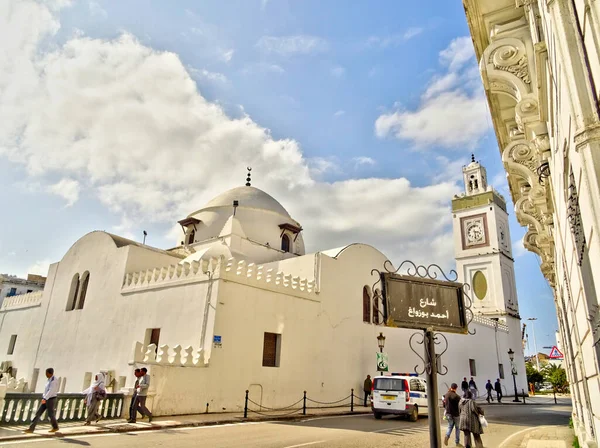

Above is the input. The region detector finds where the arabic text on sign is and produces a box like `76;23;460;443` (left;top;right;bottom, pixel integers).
408;307;449;320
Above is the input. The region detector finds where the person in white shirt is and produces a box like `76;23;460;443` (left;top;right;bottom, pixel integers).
135;367;153;423
25;368;59;433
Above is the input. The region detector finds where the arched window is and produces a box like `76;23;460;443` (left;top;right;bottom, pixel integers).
66;274;80;311
76;271;90;310
187;229;195;245
281;234;291;253
363;286;371;323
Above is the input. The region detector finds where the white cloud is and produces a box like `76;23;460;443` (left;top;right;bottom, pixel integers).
242;63;285;75
88;1;107;18
512;239;527;258
431;156;466;184
333;110;345;118
330;66;345;78
403;27;423;40
364;27;424;49
374;36;490;149
189;67;228;83
47;179;80;207
221;49;234;63
352;157;376;167
440;36;474;72
256;35;328;56
0;0;462;270
26;259;52;277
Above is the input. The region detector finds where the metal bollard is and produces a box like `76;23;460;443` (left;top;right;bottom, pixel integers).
303;391;307;415
244;390;249;418
522;389;526;404
554;390;557;404
351;388;354;413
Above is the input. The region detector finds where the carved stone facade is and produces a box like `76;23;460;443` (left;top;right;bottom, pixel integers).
464;0;600;446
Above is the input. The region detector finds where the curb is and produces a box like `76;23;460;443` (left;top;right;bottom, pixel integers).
0;410;368;443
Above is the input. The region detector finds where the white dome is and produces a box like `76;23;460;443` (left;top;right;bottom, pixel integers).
177;185;305;263
202;186;290;217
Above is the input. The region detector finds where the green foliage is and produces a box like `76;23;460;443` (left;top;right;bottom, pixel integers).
573;436;580;448
543;364;569;393
526;361;544;384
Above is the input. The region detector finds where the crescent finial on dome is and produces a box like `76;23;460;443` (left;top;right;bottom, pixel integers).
246;167;252;187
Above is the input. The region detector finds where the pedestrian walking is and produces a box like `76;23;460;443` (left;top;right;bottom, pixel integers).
468;378;478;399
363;375;373;407
461;377;469;395
459;391;485;448
494;378;503;403
443;383;461;447
485;380;494;403
135;368;153;423
127;369;141;423
83;372;107;425
24;368;59;434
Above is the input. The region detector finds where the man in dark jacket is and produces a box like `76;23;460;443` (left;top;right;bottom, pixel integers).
461;377;469;395
485;379;494;403
494;378;503;403
363;375;373;406
443;383;461;447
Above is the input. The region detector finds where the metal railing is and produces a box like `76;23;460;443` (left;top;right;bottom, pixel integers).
1;393;124;425
243;389;365;418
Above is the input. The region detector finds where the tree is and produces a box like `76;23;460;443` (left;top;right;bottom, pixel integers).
543;364;569;393
526;361;544;385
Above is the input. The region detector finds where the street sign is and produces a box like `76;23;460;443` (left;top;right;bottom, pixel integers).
213;335;222;348
382;273;467;334
376;352;389;372
549;346;564;359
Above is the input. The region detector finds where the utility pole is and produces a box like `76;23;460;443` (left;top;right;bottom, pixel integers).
527;317;540;371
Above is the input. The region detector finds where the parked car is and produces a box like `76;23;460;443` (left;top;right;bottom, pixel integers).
371;373;428;421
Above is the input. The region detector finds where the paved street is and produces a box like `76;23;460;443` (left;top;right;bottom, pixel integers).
0;400;572;448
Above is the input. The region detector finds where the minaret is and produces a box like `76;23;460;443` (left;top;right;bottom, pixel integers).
451;155;520;319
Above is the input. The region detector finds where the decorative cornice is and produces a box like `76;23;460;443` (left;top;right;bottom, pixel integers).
574;122;600;152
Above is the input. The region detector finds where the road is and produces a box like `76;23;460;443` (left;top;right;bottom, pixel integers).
0;401;572;448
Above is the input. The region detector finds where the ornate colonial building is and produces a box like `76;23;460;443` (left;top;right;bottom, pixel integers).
463;0;600;445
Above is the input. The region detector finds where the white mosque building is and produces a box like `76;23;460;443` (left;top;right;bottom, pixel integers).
0;160;527;416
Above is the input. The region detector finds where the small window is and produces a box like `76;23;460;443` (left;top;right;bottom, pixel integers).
469;359;477;377
499;363;505;379
66;274;80;311
27;289;33;294
76;272;90;310
146;328;160;347
7;335;17;355
187;229;195;245
281;234;291;253
262;332;281;367
409;379;421;392
362;286;371;323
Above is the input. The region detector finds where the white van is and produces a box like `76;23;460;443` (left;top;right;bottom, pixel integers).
371;373;428;421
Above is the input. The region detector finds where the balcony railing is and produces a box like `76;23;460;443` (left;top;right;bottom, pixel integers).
0;393;124;425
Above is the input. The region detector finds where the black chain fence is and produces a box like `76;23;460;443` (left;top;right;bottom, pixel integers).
243;389;368;418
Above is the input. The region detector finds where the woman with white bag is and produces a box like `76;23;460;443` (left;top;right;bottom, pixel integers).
459;390;486;448
83;372;107;425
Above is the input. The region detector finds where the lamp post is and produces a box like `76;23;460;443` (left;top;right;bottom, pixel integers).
377;332;386;375
508;348;521;402
527;317;540;371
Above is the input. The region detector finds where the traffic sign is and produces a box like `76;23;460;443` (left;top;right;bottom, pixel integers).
548;346;563;359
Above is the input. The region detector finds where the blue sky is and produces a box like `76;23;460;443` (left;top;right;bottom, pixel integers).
0;0;557;354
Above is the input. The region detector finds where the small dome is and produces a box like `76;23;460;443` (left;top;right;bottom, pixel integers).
466;161;479;169
203;186;291;217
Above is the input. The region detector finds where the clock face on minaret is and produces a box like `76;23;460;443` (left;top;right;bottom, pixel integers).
460;214;488;249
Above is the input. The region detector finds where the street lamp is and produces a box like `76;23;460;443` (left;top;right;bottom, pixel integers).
508;348;521;403
527;317;541;371
377;332;386;375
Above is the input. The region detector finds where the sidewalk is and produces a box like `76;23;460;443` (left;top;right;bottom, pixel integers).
497;425;574;447
0;406;372;443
